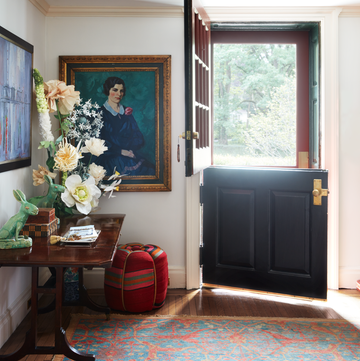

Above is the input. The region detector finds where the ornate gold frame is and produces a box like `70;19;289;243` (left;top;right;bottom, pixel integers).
59;55;171;192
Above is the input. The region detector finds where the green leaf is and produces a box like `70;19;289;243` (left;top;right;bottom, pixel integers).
46;156;55;172
49;141;56;153
64;207;74;216
53;197;75;218
55;135;63;146
54;113;69;120
62;119;72;128
61;123;70;134
38;140;51;149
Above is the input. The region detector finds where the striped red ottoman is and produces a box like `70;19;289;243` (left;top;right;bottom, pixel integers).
104;243;168;312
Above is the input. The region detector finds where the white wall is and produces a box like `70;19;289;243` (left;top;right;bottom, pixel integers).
45;16;186;289
0;0;47;348
0;6;186;347
338;16;360;288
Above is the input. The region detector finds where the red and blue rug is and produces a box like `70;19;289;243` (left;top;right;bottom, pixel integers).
55;315;360;360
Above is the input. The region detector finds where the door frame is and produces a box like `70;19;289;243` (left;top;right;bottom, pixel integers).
186;7;341;290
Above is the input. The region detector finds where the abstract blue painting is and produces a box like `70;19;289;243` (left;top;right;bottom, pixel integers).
0;27;33;173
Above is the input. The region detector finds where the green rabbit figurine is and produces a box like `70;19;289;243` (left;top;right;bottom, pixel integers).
0;190;39;249
28;174;65;208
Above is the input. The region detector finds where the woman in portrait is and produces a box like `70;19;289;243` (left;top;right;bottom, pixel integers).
97;76;155;177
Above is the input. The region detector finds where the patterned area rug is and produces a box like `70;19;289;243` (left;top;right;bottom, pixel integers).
54;314;360;361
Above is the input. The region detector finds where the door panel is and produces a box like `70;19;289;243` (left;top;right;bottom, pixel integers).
218;188;255;269
184;0;211;176
270;190;310;275
202;167;328;299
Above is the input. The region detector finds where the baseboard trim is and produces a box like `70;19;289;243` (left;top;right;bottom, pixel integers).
0;267;51;348
0;289;30;349
339;267;360;289
167;266;186;289
84;265;186;289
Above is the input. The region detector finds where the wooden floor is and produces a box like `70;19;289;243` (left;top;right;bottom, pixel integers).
1;287;360;360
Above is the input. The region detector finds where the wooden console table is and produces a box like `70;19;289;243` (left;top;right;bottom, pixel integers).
0;213;125;361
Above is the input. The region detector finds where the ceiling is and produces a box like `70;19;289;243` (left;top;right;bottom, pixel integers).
44;0;360;7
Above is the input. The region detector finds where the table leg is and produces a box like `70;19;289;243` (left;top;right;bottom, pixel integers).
70;268;111;318
38;267;56;314
0;267;96;361
40;267;111;318
54;267;96;361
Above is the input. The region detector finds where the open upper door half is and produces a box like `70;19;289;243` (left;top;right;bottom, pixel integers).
184;0;212;177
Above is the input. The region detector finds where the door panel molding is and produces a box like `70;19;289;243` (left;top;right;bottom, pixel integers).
217;188;255;270
269;191;310;276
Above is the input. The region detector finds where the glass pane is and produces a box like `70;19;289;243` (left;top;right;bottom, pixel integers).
213;43;296;167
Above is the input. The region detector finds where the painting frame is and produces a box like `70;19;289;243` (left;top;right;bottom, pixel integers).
59;55;171;192
0;26;33;173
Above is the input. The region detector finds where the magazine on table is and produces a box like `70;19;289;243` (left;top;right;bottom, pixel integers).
62;225;101;243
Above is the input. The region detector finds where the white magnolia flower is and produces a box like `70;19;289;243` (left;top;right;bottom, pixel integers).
61;174;101;215
81;138;108;157
100;178;122;199
88;163;106;185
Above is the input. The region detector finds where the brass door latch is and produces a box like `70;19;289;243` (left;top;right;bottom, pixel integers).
177;132;200;163
312;179;329;206
180;131;199;140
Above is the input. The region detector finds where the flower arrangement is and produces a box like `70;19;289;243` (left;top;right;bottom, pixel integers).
32;69;122;216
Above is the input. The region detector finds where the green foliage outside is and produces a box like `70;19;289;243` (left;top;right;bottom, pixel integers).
213;43;297;166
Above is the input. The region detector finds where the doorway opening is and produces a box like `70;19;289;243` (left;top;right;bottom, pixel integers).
213;42;297;167
184;3;339;295
211;25;319;169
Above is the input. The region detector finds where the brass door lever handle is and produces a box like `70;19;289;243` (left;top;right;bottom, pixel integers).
312;179;329;206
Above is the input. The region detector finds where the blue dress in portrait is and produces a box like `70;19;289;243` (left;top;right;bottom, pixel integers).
96;101;155;177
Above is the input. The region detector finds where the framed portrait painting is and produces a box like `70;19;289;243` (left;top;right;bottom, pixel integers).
0;27;33;173
59;55;171;192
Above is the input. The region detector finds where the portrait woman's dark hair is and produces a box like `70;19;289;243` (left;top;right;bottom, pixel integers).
103;77;126;96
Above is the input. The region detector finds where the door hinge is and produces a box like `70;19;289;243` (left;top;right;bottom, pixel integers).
200;184;204;205
199;244;203;266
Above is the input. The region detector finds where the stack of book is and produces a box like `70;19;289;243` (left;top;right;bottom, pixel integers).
20;208;57;237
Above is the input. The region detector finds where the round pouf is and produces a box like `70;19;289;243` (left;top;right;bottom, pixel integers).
104;243;168;312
